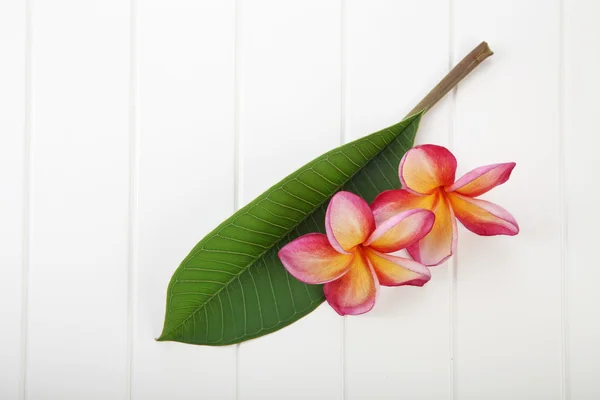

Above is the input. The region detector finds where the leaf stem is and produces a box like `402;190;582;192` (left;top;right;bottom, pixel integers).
407;41;493;117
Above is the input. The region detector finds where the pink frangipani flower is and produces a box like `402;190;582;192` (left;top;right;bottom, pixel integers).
278;191;435;316
371;144;519;267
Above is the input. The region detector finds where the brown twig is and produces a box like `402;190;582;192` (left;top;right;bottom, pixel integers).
407;41;494;117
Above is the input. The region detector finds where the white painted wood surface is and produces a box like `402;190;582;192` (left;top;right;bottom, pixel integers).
25;0;130;398
1;0;599;399
564;1;600;398
344;1;453;399
131;1;236;399
0;1;26;399
236;1;343;399
453;1;563;399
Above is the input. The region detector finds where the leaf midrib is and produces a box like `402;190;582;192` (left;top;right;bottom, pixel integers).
160;116;419;340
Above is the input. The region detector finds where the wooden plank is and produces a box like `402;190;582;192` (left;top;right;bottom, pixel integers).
131;0;236;398
0;0;26;398
25;0;131;398
235;1;343;398
453;1;562;398
564;0;600;398
344;1;452;399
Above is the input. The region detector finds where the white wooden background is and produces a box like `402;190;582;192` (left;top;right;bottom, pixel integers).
1;0;599;399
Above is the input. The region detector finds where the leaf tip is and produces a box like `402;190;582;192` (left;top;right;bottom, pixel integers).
156;330;172;342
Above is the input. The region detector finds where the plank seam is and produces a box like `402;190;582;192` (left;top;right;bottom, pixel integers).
340;1;348;399
126;0;140;397
20;0;33;397
558;0;569;398
234;0;242;398
448;0;458;398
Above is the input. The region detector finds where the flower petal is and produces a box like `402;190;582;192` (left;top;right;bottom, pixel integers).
323;250;379;316
399;144;457;195
326;191;375;253
278;233;354;284
446;162;516;197
364;208;435;253
407;195;457;266
447;192;519;236
371;189;438;225
365;249;431;287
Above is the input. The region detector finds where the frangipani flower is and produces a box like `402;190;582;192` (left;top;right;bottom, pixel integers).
372;144;519;267
278;191;435;316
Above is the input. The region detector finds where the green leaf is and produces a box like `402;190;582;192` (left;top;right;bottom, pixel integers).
158;112;422;345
